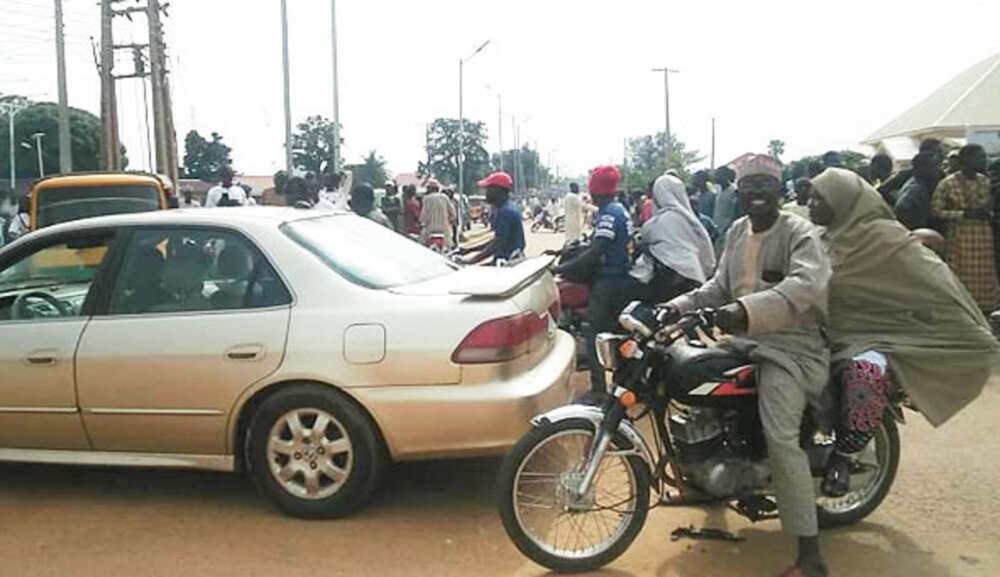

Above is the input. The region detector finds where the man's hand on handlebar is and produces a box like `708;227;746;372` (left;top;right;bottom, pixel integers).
715;302;748;334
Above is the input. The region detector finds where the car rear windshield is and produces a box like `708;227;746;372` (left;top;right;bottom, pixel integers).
282;214;457;289
36;185;161;229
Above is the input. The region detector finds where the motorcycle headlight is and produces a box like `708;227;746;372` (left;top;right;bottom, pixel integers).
595;333;625;370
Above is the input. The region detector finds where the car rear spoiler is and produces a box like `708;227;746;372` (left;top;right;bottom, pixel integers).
448;255;556;299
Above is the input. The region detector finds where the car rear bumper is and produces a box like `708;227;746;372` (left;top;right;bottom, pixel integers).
353;330;577;461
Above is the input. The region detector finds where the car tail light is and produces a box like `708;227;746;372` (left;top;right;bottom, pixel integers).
452;311;548;364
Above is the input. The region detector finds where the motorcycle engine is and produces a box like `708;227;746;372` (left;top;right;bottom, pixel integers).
669;404;770;498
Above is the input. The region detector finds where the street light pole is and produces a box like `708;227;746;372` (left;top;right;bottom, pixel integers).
652;67;678;168
458;40;490;197
330;0;340;174
280;0;293;174
54;0;72;173
2;101;28;189
31;132;46;178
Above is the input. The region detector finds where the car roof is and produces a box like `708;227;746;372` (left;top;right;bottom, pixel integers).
13;207;351;242
32;172;166;190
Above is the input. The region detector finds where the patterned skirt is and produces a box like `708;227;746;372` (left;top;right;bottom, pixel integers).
945;220;999;311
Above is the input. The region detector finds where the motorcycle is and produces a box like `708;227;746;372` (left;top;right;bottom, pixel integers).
531;211;563;233
498;303;903;573
551;238;594;369
426;232;449;253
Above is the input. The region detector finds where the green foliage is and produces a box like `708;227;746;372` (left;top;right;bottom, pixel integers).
767;139;786;160
785;150;869;181
291;115;341;174
345;150;389;187
0;97;120;177
418;118;490;192
491;146;552;192
181;130;232;180
620;132;703;190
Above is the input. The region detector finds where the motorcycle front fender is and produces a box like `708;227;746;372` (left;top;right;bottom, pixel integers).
532;404;657;477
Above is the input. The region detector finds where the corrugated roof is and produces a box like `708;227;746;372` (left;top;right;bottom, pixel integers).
864;53;1000;144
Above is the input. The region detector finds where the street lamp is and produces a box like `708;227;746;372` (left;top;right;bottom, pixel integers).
26;133;46;178
459;39;490;197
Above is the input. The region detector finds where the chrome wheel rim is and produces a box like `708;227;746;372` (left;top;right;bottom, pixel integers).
816;423;891;514
267;408;353;500
512;429;638;559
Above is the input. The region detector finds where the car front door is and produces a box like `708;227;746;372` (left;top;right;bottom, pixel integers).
0;231;118;450
75;226;292;455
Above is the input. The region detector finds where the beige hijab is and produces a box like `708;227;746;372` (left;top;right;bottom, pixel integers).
811;168;998;426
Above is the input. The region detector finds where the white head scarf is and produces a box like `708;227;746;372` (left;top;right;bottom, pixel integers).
633;174;716;284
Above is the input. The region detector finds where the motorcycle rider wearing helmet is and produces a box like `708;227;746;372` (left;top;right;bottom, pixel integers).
553;165;632;394
462;171;525;265
663;154;833;577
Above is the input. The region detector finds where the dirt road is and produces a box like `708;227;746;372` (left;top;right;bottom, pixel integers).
1;229;996;577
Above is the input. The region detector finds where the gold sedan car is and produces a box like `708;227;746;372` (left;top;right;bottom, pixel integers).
0;208;574;517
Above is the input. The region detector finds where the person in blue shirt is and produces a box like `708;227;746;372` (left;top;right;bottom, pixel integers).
463;172;526;265
553;165;632;394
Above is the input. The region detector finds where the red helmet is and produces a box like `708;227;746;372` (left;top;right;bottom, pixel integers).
588;165;621;197
477;171;513;190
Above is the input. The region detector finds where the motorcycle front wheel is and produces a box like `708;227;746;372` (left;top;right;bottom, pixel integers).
816;413;901;527
497;418;650;573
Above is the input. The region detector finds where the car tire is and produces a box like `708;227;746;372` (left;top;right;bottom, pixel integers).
246;384;387;518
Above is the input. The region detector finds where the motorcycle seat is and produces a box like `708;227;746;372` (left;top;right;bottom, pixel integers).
666;341;755;395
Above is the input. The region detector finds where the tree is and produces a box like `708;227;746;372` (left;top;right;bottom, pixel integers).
491;145;552;193
182;130;232;180
767;139;785;160
418;118;490;193
0;97;125;178
290;115;342;175
620;132;703;190
785;150;870;181
345;150;389;187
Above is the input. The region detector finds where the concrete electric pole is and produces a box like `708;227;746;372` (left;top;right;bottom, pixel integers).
652;67;678;168
146;0;179;185
2;100;29;189
54;0;72;173
330;0;341;175
99;0;122;171
280;0;293;174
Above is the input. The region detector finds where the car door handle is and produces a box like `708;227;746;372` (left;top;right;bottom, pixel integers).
226;345;265;361
25;349;59;366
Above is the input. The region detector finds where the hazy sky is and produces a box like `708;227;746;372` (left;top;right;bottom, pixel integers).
3;0;999;179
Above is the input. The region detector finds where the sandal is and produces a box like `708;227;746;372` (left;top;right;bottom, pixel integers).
822;454;851;498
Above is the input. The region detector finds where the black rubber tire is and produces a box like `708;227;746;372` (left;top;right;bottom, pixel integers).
817;414;900;528
246;384;387;519
497;418;650;573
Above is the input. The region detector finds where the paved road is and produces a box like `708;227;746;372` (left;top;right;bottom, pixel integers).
1;228;997;577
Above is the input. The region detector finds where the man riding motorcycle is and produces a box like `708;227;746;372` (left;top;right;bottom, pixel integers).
662;154;833;577
553;165;633;396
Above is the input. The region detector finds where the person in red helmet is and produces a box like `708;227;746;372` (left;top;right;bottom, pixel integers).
462;172;526;265
553;165;633;395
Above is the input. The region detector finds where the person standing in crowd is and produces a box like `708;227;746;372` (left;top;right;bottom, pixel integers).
638;182;655;224
712;166;741;239
381;181;402;231
419;179;457;249
692;170;716;220
349;183;392;228
178;188;201;208
444;187;465;245
808;168;997;500
822;150;843;169
868;153;894;194
783;177;813;219
932;144;997;312
462;172;525;265
563;182;592;243
205;166;248;207
553;165;632;396
894;152;941;231
318;172;348;210
628;173;715;303
283;176;312;207
945;150;962;175
878;138;945;201
665;154;832;577
402;185;421;236
0;190;16;247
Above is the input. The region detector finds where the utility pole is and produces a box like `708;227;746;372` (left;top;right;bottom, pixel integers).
710;117;716;170
458;40;489;196
280;0;293;174
54;0;72;173
99;0;122;171
146;0;179;185
652;67;678;168
2;100;29;189
30;133;46;178
330;0;340;174
497;93;503;170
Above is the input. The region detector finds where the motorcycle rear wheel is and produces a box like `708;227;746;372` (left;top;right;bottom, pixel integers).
497;418;650;573
816;414;900;527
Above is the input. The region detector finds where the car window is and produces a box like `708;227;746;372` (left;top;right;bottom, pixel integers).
35;185;161;229
0;235;113;321
282;214;456;289
107;228;291;315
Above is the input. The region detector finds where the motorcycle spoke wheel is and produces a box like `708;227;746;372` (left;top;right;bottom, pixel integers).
512;429;640;560
816;416;899;527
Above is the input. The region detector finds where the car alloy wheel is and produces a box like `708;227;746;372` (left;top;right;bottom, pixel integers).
266;408;354;500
